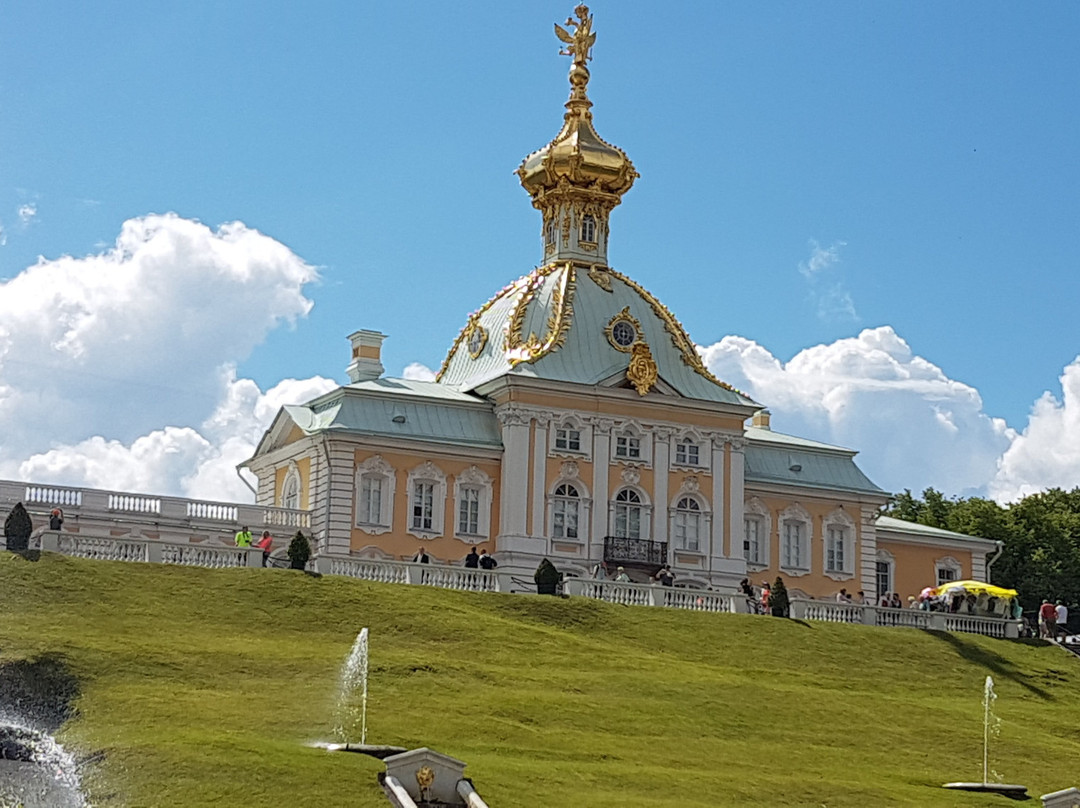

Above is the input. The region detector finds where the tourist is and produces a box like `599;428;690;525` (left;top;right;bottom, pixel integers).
855;591;868;605
48;508;64;531
234;525;253;548
255;530;273;566
591;560;609;579
836;588;851;604
614;566;630;583
1039;599;1057;639
1055;601;1069;641
656;564;675;587
464;547;480;568
907;595;918;609
760;581;771;615
478;548;498;570
412;548;430;564
889;592;902;609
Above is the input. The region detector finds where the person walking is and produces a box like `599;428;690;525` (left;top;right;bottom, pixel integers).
464;547;480;568
478;548;498;570
234;526;253;548
1055;600;1069;641
255;530;273;566
1039;599;1057;640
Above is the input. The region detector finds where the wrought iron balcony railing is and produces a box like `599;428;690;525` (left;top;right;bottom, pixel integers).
603;536;668;565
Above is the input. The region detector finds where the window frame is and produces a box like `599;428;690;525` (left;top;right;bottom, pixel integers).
611;487;651;541
406;461;447;540
821;508;857;580
452;465;493;541
672;495;703;552
743;498;771;569
778;503;812;575
580;213;597;245
355;455;396;535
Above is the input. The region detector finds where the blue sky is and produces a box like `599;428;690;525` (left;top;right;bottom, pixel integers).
1;2;1078;502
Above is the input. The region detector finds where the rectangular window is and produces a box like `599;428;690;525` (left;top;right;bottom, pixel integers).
674;513;700;551
937;566;958;587
614;505;642;539
675;441;699;466
555;427;581;452
553;499;579;539
826;527;846;572
876;561;891;600
615;435;641;459
458;487;480;535
412;482;434;531
782;521;804;568
360;475;382;525
744;517;762;564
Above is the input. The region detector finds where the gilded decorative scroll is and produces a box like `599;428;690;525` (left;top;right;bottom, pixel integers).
626;340;658;396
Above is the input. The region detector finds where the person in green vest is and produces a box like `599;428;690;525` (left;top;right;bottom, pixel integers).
234;526;253;548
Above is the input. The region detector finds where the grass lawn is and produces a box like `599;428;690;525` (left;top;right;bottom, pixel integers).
2;550;1079;807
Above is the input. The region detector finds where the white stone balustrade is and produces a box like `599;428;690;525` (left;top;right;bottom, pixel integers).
789;599;1019;638
41;531;262;568
1;478;310;547
562;579;746;613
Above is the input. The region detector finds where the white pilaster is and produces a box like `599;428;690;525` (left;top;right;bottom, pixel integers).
710;435;726;561
653;428;672;543
496;407;531;539
860;505;879;596
590;417;614;561
530;415;550;537
727;440;745;561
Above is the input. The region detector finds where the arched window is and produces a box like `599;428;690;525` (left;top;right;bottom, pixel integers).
614;488;643;539
356;455;396;535
545;216;556;247
580;214;596;244
552;483;580;539
673;497;701;552
407;461;447;540
282;467;300;510
778;503;812;573
743;497;771;568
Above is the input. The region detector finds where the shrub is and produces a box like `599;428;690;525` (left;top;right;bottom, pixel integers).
4;503;32;552
769;576;790;618
534;558;562;596
287;532;311;570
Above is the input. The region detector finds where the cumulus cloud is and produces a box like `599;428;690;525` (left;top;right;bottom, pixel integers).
402;362;437;381
700;326;1014;496
988;355;1080;502
0;213;332;500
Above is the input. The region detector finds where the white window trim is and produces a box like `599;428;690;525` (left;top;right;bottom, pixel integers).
611;423;651;467
778;503;812;577
671;428;708;470
822;508;857;581
669;491;709;554
609;486;652;540
280;462;302;510
452;465;493;542
549;414;592;460
743;497;771;570
547;478;591;544
407;461;447;540
355;455;396;535
935;555;963;587
875;548;895;599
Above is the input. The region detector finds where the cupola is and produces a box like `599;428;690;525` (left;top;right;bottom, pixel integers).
516;5;637;267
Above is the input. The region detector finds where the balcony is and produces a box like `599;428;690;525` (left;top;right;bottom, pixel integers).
604;536;668;566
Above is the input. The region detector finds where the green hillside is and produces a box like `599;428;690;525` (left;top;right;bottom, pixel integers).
2;551;1078;807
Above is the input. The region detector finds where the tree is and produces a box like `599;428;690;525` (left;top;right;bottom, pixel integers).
287;531;311;570
4;503;33;552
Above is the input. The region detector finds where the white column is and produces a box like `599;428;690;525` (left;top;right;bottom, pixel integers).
590;418;614;561
497;407;531;538
652;428;672;543
530;415;550;537
727;440;745;560
860;505;879;596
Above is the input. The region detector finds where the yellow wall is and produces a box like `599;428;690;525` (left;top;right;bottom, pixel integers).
879;539;972;601
349;448;502;563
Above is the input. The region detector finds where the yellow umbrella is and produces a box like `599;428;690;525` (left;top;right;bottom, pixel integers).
932;579;1017;599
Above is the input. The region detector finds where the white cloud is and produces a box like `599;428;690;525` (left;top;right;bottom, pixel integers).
17;203;37;227
798;239;845;278
402;362;436;381
0;213;332;500
988;355;1080;502
700;326;1014;496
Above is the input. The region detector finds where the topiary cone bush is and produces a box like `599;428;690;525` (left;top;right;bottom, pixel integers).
769;576;790;618
287;531;311;570
534;558;562;596
4;503;33;552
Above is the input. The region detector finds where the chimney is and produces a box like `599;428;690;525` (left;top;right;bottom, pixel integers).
751;409;771;430
346;330;386;383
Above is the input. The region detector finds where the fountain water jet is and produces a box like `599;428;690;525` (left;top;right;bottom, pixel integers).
334;627;369;744
943;675;1027;798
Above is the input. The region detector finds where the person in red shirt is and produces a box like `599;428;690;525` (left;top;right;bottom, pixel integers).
1039;599;1057;640
255;531;273;567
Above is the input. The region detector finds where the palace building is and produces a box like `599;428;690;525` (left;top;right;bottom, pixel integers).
242;5;999;598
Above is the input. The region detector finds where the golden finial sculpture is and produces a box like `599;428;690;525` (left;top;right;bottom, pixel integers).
555;5;596;69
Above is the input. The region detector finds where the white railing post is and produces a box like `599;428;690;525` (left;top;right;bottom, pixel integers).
405;563;422;585
789;599;807;619
147;541;163;563
495;570;515;593
315;555;332;574
40;531;60;552
862;605;877;626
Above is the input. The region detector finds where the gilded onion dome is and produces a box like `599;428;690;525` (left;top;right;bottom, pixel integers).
517;5;637;267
